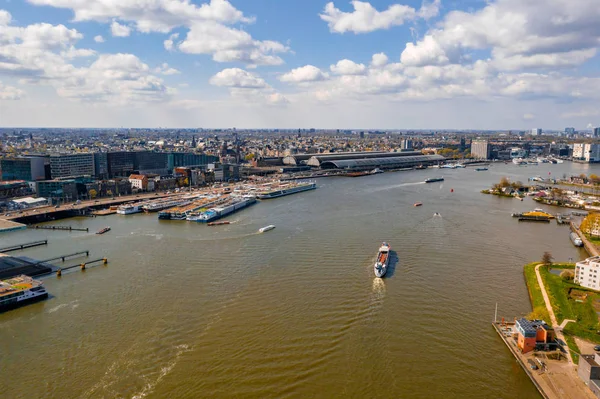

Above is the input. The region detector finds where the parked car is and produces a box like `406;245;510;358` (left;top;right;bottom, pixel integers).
594;345;600;351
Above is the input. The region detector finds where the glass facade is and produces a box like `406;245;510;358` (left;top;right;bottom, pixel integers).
49;154;94;179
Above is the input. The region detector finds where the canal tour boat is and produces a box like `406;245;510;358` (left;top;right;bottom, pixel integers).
374;242;391;278
0;275;48;312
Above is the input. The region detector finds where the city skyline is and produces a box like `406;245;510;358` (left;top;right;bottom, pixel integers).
0;0;600;129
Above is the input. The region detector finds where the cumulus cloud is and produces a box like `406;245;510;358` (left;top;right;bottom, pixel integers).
320;0;440;34
371;53;388;67
280;65;328;83
110;20;131;37
330;59;366;75
178;22;289;66
93;35;104;43
209;68;268;88
399;0;600;70
27;0;289;66
0;81;24;100
0;11;172;105
154;63;180;75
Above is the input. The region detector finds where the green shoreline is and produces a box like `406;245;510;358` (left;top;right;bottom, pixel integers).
523;262;600;364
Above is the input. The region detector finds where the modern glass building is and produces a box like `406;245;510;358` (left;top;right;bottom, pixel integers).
107;151;136;178
0;157;46;181
49;154;94;179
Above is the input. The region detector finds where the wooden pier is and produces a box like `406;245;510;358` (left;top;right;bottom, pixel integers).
56;258;108;276
0;240;48;253
37;251;89;264
29;225;89;232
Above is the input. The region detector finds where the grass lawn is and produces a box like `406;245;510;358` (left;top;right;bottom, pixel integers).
523;262;550;322
539;264;600;351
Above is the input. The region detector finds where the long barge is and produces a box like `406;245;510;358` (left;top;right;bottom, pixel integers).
187;197;256;223
256;181;316;199
158;196;224;220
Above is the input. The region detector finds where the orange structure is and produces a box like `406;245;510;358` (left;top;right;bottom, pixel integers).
515;318;556;353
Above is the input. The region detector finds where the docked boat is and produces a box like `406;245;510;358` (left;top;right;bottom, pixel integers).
425;177;444;183
144;199;192;213
370;168;383;174
116;204;141;215
259;225;276;233
415;165;427;170
96;227;111;235
187;197;256;223
0;275;48;312
257;182;316;199
207;221;230;226
570;232;583;247
440;164;456;169
414;202;423;207
374;242;391;278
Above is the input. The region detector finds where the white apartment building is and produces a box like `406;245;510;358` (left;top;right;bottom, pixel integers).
572;143;600;162
575;257;600;291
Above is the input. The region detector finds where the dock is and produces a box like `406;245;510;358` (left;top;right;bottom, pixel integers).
492;321;596;399
0;240;48;253
518;216;551;222
29;225;89;232
93;208;117;216
0;219;26;233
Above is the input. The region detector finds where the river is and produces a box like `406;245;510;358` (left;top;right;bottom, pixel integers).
0;161;596;398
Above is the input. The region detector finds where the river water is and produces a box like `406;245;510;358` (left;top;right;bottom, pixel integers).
0;162;596;399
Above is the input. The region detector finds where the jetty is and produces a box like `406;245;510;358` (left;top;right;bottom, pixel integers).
0;240;48;253
29;225;89;232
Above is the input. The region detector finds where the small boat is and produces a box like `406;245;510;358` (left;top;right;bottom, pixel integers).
475;167;488;171
570;232;583;247
414;202;423;207
374;242;391;278
259;225;276;233
207;221;230;226
433;212;441;217
425;177;444;183
96;227;111;235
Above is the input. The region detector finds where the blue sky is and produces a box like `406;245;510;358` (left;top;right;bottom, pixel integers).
0;0;599;129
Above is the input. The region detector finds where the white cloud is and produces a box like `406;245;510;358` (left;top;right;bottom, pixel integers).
280;65;328;83
27;0;253;33
0;81;24;100
400;0;600;70
110;20;131;37
320;0;440;34
522;113;535;120
209;68;267;88
0;11;171;105
178;22;289;66
93;35;104;43
164;33;179;51
154;63;180;75
27;0;286;66
330;59;366;75
371;52;388;67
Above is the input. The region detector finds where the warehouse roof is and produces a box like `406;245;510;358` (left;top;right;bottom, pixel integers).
320;155;444;169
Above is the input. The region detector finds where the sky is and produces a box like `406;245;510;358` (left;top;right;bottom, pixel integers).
0;0;599;130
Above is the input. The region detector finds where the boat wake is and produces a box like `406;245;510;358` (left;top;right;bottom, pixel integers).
371;181;426;192
47;299;79;314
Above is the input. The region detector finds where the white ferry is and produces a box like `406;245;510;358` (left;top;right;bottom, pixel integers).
259;225;276;233
0;275;48;312
117;204;141;215
257;182;317;199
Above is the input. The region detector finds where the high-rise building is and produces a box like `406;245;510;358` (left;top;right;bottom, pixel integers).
470;140;491;159
93;152;108;180
401;139;413;150
531;128;542;136
49;154;94;179
565;127;576;135
594;127;600;138
107;151;136;178
573;143;600;162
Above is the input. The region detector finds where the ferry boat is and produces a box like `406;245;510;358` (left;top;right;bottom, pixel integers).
257;182;316;199
259;225;276;233
0;275;48;312
570;232;583;247
187;197;256;223
96;227;111;235
425;177;444;183
116;204;141;215
374;242;391;278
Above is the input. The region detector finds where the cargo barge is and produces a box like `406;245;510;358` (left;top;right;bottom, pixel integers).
256;181;316;199
187;197;256;223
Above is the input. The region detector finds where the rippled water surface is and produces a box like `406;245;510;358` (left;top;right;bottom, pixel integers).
1;162;595;398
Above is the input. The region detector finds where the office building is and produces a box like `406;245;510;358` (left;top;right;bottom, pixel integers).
595;127;600;138
0;157;46;181
576;257;600;291
49;154;94;179
531;128;542;136
36;179;78;202
167;153;219;170
470;140;491;159
107;151;136;178
565;127;576;135
401;139;413;150
578;352;600;398
136;152;168;175
93;152;109;180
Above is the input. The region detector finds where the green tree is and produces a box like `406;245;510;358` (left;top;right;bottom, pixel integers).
88;189;97;199
542;251;553;265
560;270;574;281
